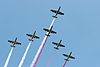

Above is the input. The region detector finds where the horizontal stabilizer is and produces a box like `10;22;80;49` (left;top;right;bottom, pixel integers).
11;45;15;47
64;59;69;61
45;34;50;37
52;16;57;18
54;47;59;50
28;39;33;41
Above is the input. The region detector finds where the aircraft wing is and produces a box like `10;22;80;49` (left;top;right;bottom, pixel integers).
58;12;64;15
15;42;21;45
43;28;49;32
51;9;64;15
52;42;58;45
70;56;75;59
63;54;69;57
26;34;32;37
51;30;57;34
34;36;40;39
8;40;14;43
51;9;57;13
43;28;56;34
59;44;65;47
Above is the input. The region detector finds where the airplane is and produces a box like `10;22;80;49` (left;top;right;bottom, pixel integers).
51;6;64;18
8;37;21;47
26;31;40;41
43;26;57;37
52;40;65;50
63;52;75;61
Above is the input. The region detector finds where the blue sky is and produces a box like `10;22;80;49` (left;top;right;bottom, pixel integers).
0;0;100;67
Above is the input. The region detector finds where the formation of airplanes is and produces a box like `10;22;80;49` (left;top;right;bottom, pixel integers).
52;40;65;50
51;7;75;62
26;31;40;41
51;6;64;18
8;37;21;47
63;52;75;61
7;6;75;65
43;26;56;36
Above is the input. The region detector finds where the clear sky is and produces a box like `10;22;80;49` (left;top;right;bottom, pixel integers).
0;0;100;67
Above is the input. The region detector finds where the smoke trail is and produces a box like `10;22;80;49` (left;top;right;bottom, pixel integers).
46;51;58;67
62;60;67;67
31;18;56;67
49;18;56;29
46;55;54;67
46;50;62;67
18;41;32;67
4;47;14;67
31;36;48;67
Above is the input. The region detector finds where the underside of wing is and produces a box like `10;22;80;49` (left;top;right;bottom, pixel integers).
26;34;32;37
63;54;69;57
43;28;49;32
34;36;40;39
51;30;57;34
58;12;64;15
51;9;57;13
8;40;14;43
52;42;58;45
60;44;65;47
70;56;75;59
15;42;21;45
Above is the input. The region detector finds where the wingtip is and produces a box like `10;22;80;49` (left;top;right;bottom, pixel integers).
50;9;52;11
55;32;57;34
52;42;54;44
43;28;45;30
37;37;40;39
63;45;65;47
63;54;66;56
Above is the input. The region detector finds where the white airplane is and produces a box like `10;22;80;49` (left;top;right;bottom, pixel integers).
51;6;64;18
52;40;65;50
26;31;40;41
8;37;21;47
43;26;56;36
63;52;75;61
